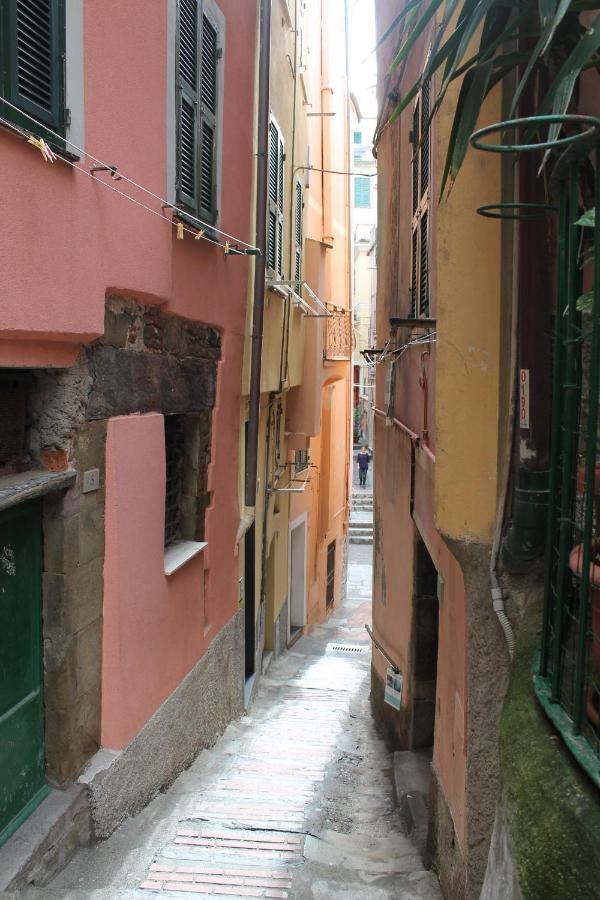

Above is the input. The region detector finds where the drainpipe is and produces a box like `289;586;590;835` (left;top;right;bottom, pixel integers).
245;0;272;511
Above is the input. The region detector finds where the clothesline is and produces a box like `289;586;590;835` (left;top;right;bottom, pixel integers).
0;95;260;253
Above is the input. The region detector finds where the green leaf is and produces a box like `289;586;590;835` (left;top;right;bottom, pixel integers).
576;208;596;227
509;0;574;118
390;0;445;71
538;0;556;31
371;0;424;56
540;14;600;140
577;289;594;310
447;59;494;185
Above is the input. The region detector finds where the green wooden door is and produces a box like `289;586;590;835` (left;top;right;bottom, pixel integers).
0;500;48;847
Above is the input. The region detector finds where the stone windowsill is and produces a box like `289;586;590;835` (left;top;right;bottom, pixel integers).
0;468;77;512
164;540;207;576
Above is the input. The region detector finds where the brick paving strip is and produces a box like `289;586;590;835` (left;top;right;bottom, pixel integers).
33;557;440;899
134;647;368;898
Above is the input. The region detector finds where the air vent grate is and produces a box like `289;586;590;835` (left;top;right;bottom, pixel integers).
326;642;370;655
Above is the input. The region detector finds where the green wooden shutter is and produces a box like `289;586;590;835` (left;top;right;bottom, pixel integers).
420;80;430;199
410;225;418;318
176;0;200;211
294;178;303;283
411;100;420;215
198;9;219;222
419;210;429;316
354;176;371;209
267;119;279;271
1;0;65;134
277;131;284;276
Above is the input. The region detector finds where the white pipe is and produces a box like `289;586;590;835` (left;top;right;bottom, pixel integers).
234;508;255;557
489;204;519;660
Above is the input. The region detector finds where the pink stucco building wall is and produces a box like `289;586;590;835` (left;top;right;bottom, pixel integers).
0;0;257;751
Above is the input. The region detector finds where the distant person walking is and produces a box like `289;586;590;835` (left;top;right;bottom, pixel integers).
357;445;372;487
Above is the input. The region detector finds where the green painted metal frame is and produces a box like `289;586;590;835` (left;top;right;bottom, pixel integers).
472;113;600;783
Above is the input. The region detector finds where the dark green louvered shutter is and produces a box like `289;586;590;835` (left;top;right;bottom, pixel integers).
409;83;430;319
198;10;218;222
267;119;279;271
276;131;284;275
1;0;65;134
294;178;303;284
176;0;199;210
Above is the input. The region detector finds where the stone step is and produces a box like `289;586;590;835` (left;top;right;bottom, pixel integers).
392;750;432;863
349;536;373;545
349;527;373;536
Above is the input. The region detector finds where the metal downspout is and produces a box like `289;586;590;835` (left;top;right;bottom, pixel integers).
245;0;272;510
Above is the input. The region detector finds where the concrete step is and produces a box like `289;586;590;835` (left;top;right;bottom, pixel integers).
0;785;91;892
349;535;373;545
392;750;432;863
349;527;374;536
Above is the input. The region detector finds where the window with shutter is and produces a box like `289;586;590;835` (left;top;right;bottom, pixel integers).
267;116;284;277
409;81;430;318
354;176;371;208
294;178;303;284
175;0;221;223
0;0;66;139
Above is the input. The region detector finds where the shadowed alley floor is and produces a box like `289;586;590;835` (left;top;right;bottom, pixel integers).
17;546;441;900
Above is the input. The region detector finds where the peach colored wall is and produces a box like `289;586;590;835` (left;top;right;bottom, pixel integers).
0;1;257;744
373;0;469;853
372;426;468;849
103;414;206;749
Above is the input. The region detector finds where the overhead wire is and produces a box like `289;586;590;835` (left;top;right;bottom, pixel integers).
0;95;260;253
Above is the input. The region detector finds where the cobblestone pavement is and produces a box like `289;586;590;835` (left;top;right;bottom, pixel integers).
22;546;440;900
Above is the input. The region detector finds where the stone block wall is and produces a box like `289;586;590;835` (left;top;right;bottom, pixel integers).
42;422;106;786
24;294;222;786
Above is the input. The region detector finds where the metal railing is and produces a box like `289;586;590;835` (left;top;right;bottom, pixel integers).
324;308;352;360
471;115;600;786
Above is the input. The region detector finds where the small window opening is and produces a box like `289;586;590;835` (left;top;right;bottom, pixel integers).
164;414;185;546
326;540;336;607
0;376;29;473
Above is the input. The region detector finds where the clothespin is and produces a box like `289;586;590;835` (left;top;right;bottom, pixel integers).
224;240;230;254
194;229;205;240
176;221;184;240
27;136;56;163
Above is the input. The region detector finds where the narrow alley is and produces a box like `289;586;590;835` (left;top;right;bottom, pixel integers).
1;0;600;897
17;542;439;900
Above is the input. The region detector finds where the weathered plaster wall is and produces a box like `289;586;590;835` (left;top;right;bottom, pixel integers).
88;609;244;838
32;297;222;782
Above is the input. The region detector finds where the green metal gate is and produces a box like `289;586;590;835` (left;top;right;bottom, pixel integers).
537;149;600;786
0;500;48;847
471;114;600;786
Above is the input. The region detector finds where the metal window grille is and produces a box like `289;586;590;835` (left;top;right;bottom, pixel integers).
537;158;600;787
164;415;185;547
295;448;309;473
326;540;336;607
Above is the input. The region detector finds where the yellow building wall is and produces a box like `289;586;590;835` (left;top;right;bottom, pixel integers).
433;58;503;546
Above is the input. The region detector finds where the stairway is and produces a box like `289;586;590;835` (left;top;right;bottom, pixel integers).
349;490;373;544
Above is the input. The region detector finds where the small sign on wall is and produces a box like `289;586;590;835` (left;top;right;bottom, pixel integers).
520;369;530;429
384;667;403;710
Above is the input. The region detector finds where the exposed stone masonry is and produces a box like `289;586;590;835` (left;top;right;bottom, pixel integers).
31;295;221;786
